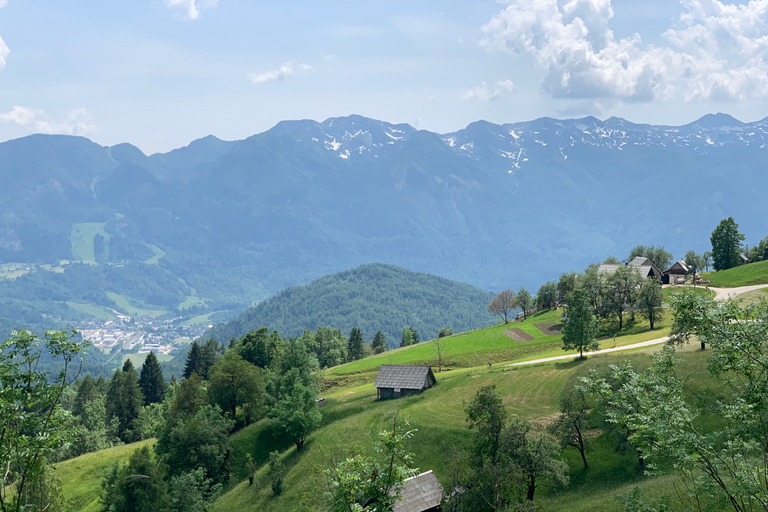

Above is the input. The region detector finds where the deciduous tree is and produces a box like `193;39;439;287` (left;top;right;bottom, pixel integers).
605;265;642;329
710;217;745;271
207;351;264;425
0;329;87;512
637;277;664;329
516;287;534;319
488;289;517;323
561;289;600;358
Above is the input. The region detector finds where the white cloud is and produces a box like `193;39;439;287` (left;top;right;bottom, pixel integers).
0;1;8;9
461;80;517;101
248;62;313;85
0;106;100;136
164;0;218;21
481;0;768;102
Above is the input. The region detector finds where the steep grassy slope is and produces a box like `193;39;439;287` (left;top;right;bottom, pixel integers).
53;440;155;512
701;260;768;287
326;307;672;388
204;263;496;348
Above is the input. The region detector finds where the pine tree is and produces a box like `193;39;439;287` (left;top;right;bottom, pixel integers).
183;341;203;379
348;327;365;361
139;352;167;405
371;331;387;354
106;360;145;442
410;327;420;344
73;374;100;418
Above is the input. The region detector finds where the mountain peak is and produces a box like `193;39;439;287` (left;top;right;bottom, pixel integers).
688;112;745;129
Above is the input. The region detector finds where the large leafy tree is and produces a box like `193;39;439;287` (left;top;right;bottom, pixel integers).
487;289;517;323
637;277;664;329
139;351;166;405
237;328;281;368
100;446;172;512
605;265;642;329
684;250;704;282
516;286;534;319
105;359;145;443
323;415;419;512
0;329;87;512
537;281;558;310
267;339;322;450
710;217;745;271
207;351;264;425
561;289;600;358
549;388;590;471
583;295;768;511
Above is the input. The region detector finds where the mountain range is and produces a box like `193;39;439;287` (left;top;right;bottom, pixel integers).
0;112;764;329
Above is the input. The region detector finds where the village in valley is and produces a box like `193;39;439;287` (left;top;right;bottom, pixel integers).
75;314;211;357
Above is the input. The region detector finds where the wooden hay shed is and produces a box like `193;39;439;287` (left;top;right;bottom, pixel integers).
375;365;436;400
393;470;443;512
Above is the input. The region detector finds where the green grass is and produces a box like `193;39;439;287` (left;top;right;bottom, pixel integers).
327;308;564;378
105;292;167;318
122;353;174;367
737;288;768;306
178;294;207;310
701;260;768;287
182;311;220;326
71;222;110;263
143;243;166;265
66;301;117;321
662;285;715;302
53;439;154;512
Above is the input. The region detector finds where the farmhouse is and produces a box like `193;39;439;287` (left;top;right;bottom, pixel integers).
598;257;663;279
392;470;444;512
663;260;689;284
375;365;436;399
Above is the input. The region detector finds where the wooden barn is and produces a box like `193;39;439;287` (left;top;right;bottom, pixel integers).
393;470;443;512
663;260;689;284
375;365;436;400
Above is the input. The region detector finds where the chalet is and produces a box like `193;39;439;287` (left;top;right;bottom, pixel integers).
375;365;436;400
393;470;443;512
663;261;689;284
598;257;663;280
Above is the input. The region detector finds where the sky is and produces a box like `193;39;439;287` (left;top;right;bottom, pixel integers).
0;0;767;154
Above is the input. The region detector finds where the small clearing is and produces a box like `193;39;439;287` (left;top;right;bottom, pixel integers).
503;328;535;342
534;322;563;336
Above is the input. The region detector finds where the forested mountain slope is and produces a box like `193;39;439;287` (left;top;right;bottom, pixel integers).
204;263;496;347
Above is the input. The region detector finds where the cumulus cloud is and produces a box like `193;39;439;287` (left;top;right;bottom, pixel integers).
248;62;313;84
481;0;768;102
0;106;100;136
461;80;517;101
164;0;218;21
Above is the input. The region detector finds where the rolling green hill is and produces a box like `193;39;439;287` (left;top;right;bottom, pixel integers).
701;260;768;287
204;263;497;348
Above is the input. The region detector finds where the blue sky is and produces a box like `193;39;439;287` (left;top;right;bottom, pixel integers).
0;0;766;153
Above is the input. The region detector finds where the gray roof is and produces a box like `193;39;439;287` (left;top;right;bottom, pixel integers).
375;365;433;391
665;260;689;274
393;471;443;512
629;256;652;267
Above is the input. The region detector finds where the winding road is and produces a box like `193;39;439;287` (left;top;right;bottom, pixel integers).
506;283;768;367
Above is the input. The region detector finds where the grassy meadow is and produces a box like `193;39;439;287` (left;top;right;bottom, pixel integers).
71;222;110;263
701;259;768;287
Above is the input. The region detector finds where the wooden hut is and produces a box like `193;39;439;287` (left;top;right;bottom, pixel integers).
375;365;436;400
393;470;443;512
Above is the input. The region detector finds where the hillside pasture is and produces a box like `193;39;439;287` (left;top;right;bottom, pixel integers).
701;260;768;287
53;439;155;512
71;222;110;263
105;292;167;318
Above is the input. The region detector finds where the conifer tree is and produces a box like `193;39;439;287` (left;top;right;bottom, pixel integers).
348;327;364;361
183;341;203;379
410;327;420;344
371;331;387;354
139;351;167;405
106;360;145;442
73;374;100;418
